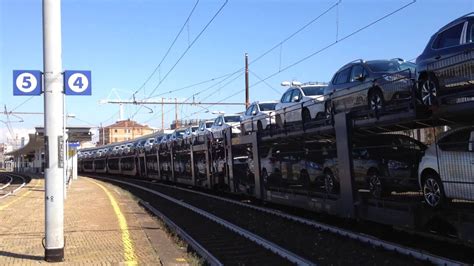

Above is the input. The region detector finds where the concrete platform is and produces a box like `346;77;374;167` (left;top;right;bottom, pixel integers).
0;175;191;265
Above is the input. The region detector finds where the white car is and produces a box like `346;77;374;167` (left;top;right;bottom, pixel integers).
210;114;241;139
170;129;186;145
144;137;156;152
418;126;474;207
160;133;172;147
111;146;121;156
195;120;214;144
183;126;199;144
123;143;135;155
241;101;278;133
274;82;327;128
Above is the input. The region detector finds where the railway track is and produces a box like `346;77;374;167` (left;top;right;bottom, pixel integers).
91;175;465;265
0;173;27;199
94;176;306;265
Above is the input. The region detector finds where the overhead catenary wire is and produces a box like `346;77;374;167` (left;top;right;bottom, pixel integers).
143;70;239;100
145;69;244;124
135;0;340;107
132;0;229;119
9;96;36;112
187;0;417;118
249;0;417;88
133;0;201;97
165;0;343;119
249;70;281;95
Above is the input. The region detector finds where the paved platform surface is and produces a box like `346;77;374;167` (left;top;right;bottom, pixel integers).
0;175;191;265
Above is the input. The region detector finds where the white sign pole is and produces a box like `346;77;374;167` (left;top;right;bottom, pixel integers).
43;0;65;261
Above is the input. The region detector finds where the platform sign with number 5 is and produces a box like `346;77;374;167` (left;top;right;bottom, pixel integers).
64;70;91;95
13;70;42;96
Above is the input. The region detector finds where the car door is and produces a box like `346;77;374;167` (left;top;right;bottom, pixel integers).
430;21;469;90
242;105;251;131
348;64;370;110
437;128;474;201
287;89;303;123
279;90;293;122
211;117;220;138
254;103;265;128
331;67;352;113
462;19;474;92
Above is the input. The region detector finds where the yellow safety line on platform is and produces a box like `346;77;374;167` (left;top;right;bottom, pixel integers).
0;178;39;211
88;179;137;265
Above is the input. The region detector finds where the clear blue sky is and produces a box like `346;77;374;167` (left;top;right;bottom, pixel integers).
1;0;473;136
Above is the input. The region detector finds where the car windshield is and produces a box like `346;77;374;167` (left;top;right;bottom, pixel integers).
259;103;277;111
399;61;416;73
302;86;325;96
366;60;403;73
224;116;240;122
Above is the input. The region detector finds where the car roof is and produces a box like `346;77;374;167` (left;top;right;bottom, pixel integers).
438;126;474;140
436;12;474;33
252;100;278;105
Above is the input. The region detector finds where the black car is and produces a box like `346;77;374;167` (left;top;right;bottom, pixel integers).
324;59;415;117
416;12;474;106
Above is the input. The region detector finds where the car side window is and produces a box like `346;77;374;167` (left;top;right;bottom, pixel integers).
438;129;470;151
350;65;366;82
245;105;253;116
433;22;465;49
282;90;292;103
250;105;256;114
335;67;351;84
469;21;474;43
291;89;302;102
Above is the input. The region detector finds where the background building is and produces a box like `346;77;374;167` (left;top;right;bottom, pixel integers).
99;119;154;145
0;143;12;169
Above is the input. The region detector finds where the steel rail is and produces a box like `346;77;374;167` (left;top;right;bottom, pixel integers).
95;176;315;266
0;175;13;190
139;200;224;266
0;174;26;199
141;180;466;266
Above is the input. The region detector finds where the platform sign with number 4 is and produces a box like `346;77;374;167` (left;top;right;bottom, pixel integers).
13;70;42;96
64;70;91;95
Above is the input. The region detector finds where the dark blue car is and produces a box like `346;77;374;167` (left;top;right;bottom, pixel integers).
416;13;474;106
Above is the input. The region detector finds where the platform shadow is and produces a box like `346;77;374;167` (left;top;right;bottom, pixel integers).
0;250;43;261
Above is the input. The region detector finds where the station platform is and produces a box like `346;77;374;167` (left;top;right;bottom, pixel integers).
0;175;191;265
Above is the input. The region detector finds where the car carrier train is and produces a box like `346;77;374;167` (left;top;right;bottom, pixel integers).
79;13;474;246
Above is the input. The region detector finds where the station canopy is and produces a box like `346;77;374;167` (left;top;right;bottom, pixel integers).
6;127;92;157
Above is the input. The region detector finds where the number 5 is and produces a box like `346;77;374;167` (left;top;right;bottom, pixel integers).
22;76;31;88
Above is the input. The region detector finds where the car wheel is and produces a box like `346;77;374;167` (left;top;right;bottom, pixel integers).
368;170;387;198
368;90;385;114
420;76;438;106
324;170;338;194
302;109;311;125
422;173;445;208
257;121;263;132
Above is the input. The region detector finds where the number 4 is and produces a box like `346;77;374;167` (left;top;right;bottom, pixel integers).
73;76;83;89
